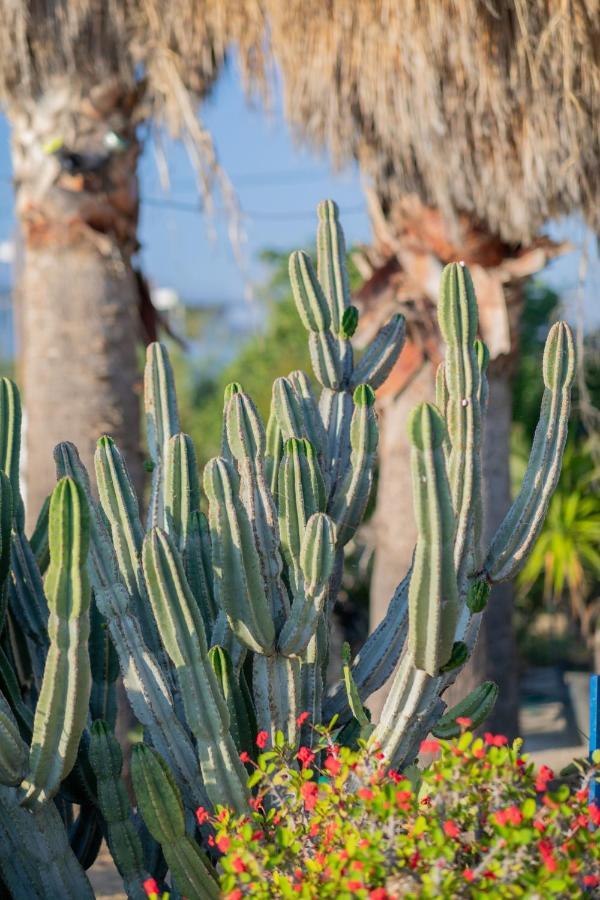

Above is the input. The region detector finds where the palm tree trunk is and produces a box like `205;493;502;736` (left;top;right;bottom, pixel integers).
9;77;144;522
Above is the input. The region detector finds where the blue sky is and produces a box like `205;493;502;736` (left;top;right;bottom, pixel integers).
0;61;597;327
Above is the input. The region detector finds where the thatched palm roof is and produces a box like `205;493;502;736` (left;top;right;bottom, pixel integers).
253;0;599;243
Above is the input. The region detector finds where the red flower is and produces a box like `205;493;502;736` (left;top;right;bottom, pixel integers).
195;806;209;826
483;871;497;880
239;751;250;764
352;860;365;871
589;804;600;826
358;788;374;801
294;868;303;881
583;875;599;888
227;891;243;900
143;879;160;898
443;820;460;838
472;746;486;759
300;781;319;811
369;890;389;900
408;851;420;870
484;732;508;747
297;746;316;769
296;711;310;727
375;751;385;760
493;805;523;827
248;796;264;812
251;830;264;841
255;730;269;749
346;882;365;891
420;739;441;754
533;819;546;833
324;755;342;776
463;869;475;882
231;856;246;874
535;764;554;792
216;835;230;853
456;716;472;728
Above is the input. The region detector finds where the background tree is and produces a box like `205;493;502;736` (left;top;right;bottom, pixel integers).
0;0;260;519
231;0;599;733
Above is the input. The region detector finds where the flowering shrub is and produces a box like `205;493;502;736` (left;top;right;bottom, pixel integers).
204;722;599;899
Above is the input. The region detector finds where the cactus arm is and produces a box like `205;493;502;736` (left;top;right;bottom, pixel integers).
0;377;24;529
204;457;275;654
55;442;202;805
329;385;378;544
278;513;335;657
0;646;33;740
95;436;164;663
226;391;288;627
0;688;27;786
210;612;246;674
277;438;326;593
432;681;498;739
23;478;92;808
142;527;248;811
287;371;329;459
289;249;331;333
0;472;12;631
319;388;354;498
0;784;95;899
132;745;219;900
253;654;301;745
484;321;575;582
164;433;201;551
88;600;119;728
9;530;49;687
316;199;350;335
185;510;218;633
407;403;459;677
265;408;284;496
144;342;180;530
208;646;256;756
29;492;50;575
438;263;482;581
69;805;103;870
89;721;147;899
350;314;406;390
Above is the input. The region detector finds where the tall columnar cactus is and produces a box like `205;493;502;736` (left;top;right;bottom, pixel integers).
0;201;574;898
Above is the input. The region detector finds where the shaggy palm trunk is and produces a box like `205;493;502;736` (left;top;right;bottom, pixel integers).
9;78;143;522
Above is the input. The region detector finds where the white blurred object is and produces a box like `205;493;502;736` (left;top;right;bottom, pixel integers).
151;286;179;311
0;241;15;264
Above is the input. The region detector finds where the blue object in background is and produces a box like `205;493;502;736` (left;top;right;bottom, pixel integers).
590;675;599;804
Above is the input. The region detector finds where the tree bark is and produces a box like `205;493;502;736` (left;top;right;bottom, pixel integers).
9;78;144;522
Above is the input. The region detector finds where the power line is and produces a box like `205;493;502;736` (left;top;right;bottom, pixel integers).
143;195;365;221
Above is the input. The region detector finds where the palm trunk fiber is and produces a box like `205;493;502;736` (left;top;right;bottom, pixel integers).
9;78;144;523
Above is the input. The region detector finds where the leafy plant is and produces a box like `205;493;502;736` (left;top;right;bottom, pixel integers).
214;723;600;898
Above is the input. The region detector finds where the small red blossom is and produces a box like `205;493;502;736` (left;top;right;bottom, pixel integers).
583;875;599;888
483;871;497;880
472;746;486;759
216;835;230;853
248;797;264;812
255;730;269;749
352;860;365;871
535;765;554;792
231;856;246;874
369;890;389;900
589;804;600;826
227;891;243;900
456;716;472;728
294;868;303;881
375;751;385;760
297;746;316;769
143;879;160;898
388;769;402;783
300;781;319;811
251;830;263;841
296;711;310;728
408;851;420;870
309;821;319;837
493;805;523;827
358;788;374;801
484;732;508;747
443;820;460;838
324;755;342;776
420;739;441;754
463;869;475;882
208;835;215;847
346;882;365;891
576;789;588;802
533;819;546;833
195;806;209;826
239;751;250;764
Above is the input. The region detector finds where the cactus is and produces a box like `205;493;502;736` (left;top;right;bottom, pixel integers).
0;202;573;895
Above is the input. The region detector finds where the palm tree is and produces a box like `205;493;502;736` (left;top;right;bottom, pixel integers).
230;0;599;733
0;0;260;518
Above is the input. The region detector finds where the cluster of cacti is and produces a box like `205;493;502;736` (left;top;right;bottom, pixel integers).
0;201;574;899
